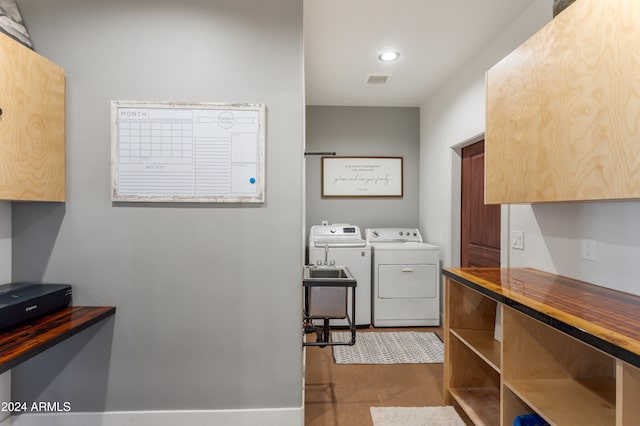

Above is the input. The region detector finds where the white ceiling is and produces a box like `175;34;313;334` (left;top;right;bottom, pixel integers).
304;0;538;107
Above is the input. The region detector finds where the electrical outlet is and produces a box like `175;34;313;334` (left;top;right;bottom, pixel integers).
582;238;597;261
511;231;524;250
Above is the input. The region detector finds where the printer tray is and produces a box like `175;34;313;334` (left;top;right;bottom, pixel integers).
0;283;72;332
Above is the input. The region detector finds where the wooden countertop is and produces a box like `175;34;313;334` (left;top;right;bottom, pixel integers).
0;306;115;374
442;267;640;367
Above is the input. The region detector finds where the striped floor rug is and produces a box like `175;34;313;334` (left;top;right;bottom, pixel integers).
332;331;444;364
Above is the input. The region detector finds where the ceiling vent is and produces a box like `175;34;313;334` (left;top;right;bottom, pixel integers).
366;74;391;85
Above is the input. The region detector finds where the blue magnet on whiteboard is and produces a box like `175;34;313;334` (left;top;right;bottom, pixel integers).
249;177;256;184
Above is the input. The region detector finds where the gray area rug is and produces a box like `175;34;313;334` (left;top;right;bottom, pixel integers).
332;331;444;364
370;406;466;426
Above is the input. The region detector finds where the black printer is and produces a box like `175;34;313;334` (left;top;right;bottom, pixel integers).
0;283;72;331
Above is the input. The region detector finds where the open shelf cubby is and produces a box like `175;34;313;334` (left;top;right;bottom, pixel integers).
445;278;501;425
619;361;640;424
443;268;640;425
502;306;615;426
448;332;500;425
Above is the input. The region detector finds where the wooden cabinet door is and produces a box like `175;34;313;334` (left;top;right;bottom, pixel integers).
485;0;640;204
0;33;65;201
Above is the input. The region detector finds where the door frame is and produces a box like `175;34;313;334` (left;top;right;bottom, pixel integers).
449;132;510;268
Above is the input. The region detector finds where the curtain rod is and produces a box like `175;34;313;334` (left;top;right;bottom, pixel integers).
304;151;336;157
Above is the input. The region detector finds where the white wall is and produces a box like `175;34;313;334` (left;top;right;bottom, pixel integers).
509;201;640;294
421;0;640;297
420;0;551;268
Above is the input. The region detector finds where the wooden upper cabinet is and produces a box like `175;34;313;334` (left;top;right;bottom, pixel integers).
0;33;65;202
485;0;640;204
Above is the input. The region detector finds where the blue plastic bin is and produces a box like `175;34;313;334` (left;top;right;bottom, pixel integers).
513;413;549;426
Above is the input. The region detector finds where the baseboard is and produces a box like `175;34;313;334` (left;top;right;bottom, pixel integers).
0;406;303;426
372;319;440;327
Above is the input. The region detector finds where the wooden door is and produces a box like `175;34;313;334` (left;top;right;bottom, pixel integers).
461;140;500;267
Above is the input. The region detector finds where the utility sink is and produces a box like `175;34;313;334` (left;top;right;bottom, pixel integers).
303;265;356;319
303;265;356;284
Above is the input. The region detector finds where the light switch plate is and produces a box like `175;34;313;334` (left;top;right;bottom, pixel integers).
582;238;597;261
511;231;524;250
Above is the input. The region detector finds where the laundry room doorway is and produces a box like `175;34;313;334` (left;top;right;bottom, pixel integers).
460;140;501;267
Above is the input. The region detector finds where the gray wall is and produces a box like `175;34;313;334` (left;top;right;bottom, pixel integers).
305;106;420;233
12;0;303;412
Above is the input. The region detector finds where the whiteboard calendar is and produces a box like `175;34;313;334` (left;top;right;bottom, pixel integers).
111;101;265;203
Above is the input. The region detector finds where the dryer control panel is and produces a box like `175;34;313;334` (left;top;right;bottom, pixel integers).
365;228;423;243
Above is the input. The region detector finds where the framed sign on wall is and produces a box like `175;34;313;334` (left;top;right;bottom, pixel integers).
321;156;403;197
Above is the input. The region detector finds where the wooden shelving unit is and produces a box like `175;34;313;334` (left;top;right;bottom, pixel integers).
443;268;640;426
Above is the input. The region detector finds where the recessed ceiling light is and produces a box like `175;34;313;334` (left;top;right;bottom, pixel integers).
378;51;400;62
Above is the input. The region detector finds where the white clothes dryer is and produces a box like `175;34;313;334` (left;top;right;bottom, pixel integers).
308;224;371;326
366;228;440;327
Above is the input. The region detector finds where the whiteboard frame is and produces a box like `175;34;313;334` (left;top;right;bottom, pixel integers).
111;100;265;203
321;156;403;197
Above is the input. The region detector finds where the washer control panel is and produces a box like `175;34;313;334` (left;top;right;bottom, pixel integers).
365;228;423;243
310;224;366;247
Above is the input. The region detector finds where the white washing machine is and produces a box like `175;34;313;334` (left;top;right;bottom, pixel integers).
308;224;371;326
366;228;440;327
